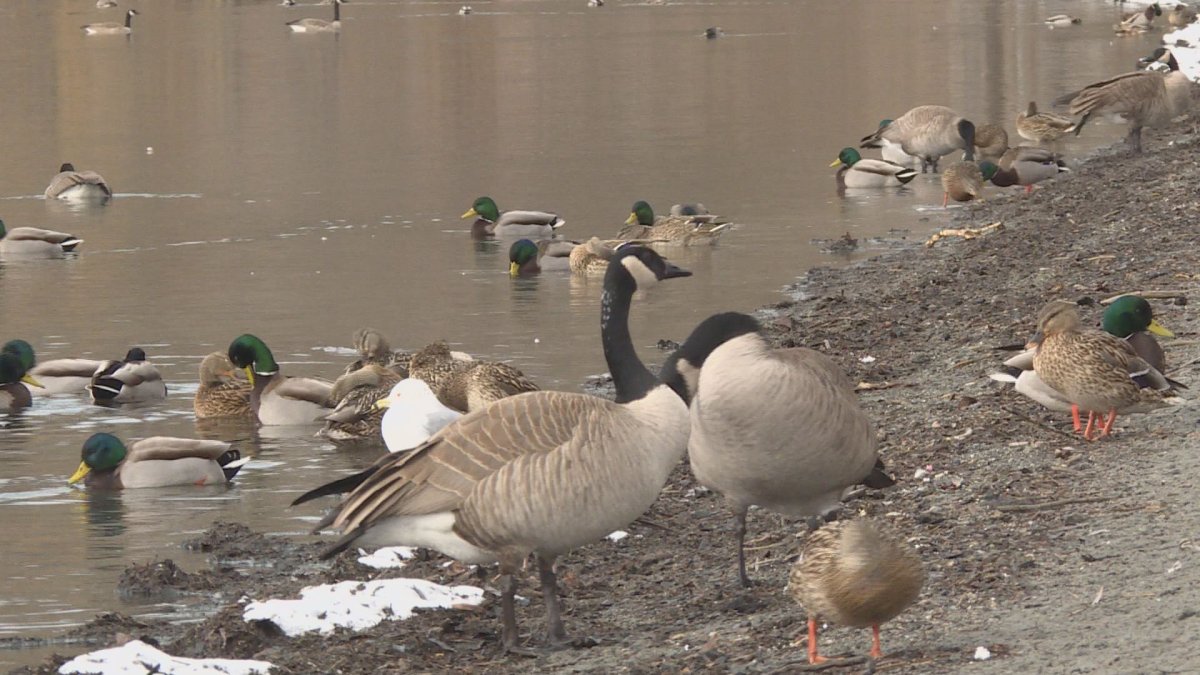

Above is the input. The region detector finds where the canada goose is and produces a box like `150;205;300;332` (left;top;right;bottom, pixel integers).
1115;3;1162;34
1015;101;1076;146
991;296;1177;429
1044;14;1082;27
1062;47;1192;154
860;106;977;173
1032;301;1182;440
868;120;922;169
408;341;538;412
292;246;693;651
376;379;463;453
705;27;724;39
1170;3;1197;27
616;200;732;246
1;340;102;395
342;328;412;377
44;163;111;201
68;433;249;489
194;352;253;419
0;219;82;258
0;352;41;411
87;348;166;404
82;9;138;35
462;196;565;240
319;364;403;442
972;123;1009;162
458;5;472;15
659;312;893;587
829;148;917;189
227;334;334;425
789;519;924;664
287;0;343;33
940;161;996;207
981;148;1069;194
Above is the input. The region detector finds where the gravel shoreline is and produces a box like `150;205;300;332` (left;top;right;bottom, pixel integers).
13;117;1200;674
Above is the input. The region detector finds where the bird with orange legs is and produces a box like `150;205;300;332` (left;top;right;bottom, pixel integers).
789;519;924;664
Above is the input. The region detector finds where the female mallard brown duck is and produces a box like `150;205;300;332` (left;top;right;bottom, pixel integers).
0;219;83;258
981;148;1069;194
1061;47;1191;154
319;364;403;442
1015;101;1076;147
788;519;924;664
993;295;1178;430
0;351;41;411
68;433;249;489
940;161;997;207
88;348;167;404
227;334;335;425
342;328;411;377
462;196;565;240
1032;300;1182;440
829;148;917;189
660;312;893;587
409;341;538;412
194;352;253;419
972;123;1009;162
615;200;731;245
860;105;976;173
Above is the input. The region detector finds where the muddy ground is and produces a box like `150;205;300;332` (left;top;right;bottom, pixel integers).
15;121;1200;674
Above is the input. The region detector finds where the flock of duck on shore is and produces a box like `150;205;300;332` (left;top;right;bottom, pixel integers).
2;1;1196;666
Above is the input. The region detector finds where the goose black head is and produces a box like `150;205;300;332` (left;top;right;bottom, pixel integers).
607;245;691;291
124;347;147;363
660;312;762;403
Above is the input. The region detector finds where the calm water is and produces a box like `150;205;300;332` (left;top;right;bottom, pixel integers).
0;0;1154;666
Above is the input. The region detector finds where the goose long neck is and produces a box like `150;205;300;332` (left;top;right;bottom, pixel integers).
601;275;657;404
333;1;340;20
125;11;134;27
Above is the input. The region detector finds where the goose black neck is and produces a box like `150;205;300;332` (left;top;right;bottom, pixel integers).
125;11;134;27
333;1;340;20
601;268;658;404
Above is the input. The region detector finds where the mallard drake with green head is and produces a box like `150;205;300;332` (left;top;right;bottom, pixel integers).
1032;300;1182;440
68;433;249;489
788;519;925;664
0;351;41;410
616;200;731;245
462;196;565;240
194;352;253;419
88;348;166;404
227;334;334;425
940;161;996;207
319;364;403;442
992;295;1178;429
860;105;976;173
44;163;111;201
510;237;619;276
981;148;1069;194
2;339;96;395
1016;101;1076;146
0;219;82;258
830;148;917;189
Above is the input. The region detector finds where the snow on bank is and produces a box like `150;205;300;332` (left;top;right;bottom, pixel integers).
356;545;415;569
59;640;272;675
242;578;484;637
1163;21;1200;80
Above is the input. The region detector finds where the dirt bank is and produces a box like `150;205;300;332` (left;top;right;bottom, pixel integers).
14;120;1200;674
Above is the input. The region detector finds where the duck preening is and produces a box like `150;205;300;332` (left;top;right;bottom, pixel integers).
292;246;693;651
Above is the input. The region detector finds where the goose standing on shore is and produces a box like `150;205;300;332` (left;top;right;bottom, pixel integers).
660;312;893;587
1061;47;1192;154
867;120;921;169
789;519;924;663
292;246;693;651
82;9;138;35
227;334;334;425
1032;301;1182;440
860;106;976;173
287;0;343;33
0;220;82;258
462;196;565;239
44;163;112;201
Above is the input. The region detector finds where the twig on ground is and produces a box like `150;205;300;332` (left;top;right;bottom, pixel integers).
1002;407;1079;440
995;496;1113;513
1099;290;1189;305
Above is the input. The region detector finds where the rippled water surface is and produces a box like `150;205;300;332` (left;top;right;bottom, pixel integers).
0;0;1158;666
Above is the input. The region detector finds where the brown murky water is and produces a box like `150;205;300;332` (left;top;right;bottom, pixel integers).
0;0;1156;666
